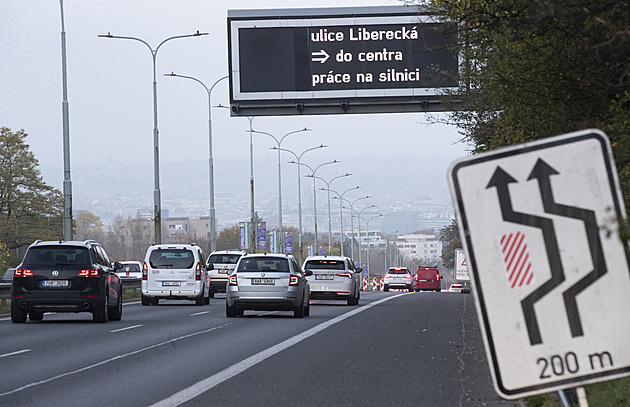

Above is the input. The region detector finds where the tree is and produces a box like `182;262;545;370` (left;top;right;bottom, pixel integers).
74;210;104;242
425;0;630;205
439;219;461;270
104;215;153;262
0;127;63;261
217;224;240;251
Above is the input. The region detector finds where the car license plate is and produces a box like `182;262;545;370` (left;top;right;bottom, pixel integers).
252;278;274;285
219;270;228;274
42;280;69;288
315;274;334;280
162;281;181;286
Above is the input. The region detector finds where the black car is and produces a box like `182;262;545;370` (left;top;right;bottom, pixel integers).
11;240;123;323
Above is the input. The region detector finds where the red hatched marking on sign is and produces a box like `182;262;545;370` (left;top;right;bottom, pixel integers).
500;232;534;288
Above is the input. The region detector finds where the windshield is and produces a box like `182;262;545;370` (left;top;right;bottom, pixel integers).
23;246;91;266
208;254;242;264
149;249;195;269
304;260;345;270
237;258;289;272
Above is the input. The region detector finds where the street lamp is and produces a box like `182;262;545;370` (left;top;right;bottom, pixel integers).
272;144;327;261
352;204;376;272
164;73;227;252
325;186;360;257
309;173;351;254
292;160;339;251
98;30;208;244
249;128;311;253
59;0;73;240
337;195;370;260
354;213;383;279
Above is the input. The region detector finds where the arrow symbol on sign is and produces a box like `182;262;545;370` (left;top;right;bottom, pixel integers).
487;166;565;345
311;50;330;64
528;158;607;338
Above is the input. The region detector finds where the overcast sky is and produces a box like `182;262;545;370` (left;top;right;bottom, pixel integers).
1;0;471;207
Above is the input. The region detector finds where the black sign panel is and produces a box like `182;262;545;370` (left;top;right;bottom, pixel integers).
228;7;459;116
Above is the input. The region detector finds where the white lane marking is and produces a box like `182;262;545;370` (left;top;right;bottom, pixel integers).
110;324;143;333
0;323;231;397
190;311;211;316
0;349;31;358
0;318;10;322
151;293;406;407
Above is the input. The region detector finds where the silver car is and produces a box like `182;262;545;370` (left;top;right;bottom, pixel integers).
303;256;362;305
206;250;247;298
383;267;414;292
225;254;311;318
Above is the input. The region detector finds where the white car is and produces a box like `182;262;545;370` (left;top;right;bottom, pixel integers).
115;261;142;280
141;243;209;306
382;267;414;292
206;250;247;297
448;283;464;293
302;256;362;305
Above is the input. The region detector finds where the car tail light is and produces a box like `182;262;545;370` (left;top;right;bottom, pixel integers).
142;262;148;280
384;274;391;279
289;276;299;286
15;268;34;277
336;272;353;279
195;262;202;281
415;274;419;281
228;275;238;286
404;274;411;279
77;268;99;277
436;273;440;280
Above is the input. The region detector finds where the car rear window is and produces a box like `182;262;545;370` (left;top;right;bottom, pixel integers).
149;249;195;269
23;246;91;266
208;254;242;264
304;260;345;270
121;263;141;272
388;268;409;275
237;258;289;272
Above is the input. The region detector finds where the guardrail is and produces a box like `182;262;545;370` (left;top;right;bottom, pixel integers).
0;279;142;306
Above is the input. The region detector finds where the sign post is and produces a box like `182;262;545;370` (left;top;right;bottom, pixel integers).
449;129;630;399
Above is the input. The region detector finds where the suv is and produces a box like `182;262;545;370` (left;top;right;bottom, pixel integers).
11;240;123;323
115;261;143;280
142;243;209;306
414;267;441;292
302;256;362;305
382;267;414;292
206;250;247;298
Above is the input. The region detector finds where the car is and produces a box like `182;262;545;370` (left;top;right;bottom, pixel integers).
382;267;414;292
142;243;209;306
205;250;247;298
225;253;311;318
414;267;441;292
302;256;362;305
10;239;123;323
448;283;464;293
115;261;143;280
1;268;15;284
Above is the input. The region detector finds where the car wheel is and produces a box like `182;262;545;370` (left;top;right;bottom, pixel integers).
208;289;215;299
108;287;123;321
204;294;210;305
11;302;28;323
29;311;44;321
93;293;109;323
384;285;389;292
226;303;237;317
141;294;150;306
150;298;159;305
409;286;414;292
11;302;27;323
347;292;358;306
195;290;205;306
304;300;310;317
294;300;306;318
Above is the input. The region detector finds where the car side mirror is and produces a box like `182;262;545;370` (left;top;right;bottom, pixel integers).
206;263;213;270
304;270;313;277
355;268;363;273
113;261;123;270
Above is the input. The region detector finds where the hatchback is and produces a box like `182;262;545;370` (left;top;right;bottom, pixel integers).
11;240;123;323
115;261;143;280
382;267;414;292
303;256;361;305
225;254;311;318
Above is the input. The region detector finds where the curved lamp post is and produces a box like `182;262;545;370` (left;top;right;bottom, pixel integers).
337;195;370;260
272;144;326;261
325;186;360;257
249;128;311;253
164;73;227;252
98;30;208;244
354;213;383;280
309;173;351;254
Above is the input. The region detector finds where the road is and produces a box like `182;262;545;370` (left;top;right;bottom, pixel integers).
0;291;513;407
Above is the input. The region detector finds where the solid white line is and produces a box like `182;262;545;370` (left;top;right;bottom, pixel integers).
151;293;406;407
0;349;31;358
190;311;211;316
0;323;231;397
110;324;143;333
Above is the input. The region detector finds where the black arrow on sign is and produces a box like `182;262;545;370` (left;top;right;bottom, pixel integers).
528;158;607;338
487;166;565;345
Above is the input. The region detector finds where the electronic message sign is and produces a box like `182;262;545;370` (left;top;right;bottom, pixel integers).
228;6;458;116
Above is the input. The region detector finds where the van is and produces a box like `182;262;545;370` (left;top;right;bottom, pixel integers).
414;267;441;292
141;244;209;306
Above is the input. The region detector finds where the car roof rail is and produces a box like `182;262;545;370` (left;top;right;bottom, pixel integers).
31;239;42;246
84;239;97;245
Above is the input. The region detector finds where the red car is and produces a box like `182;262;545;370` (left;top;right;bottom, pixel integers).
414;267;441;292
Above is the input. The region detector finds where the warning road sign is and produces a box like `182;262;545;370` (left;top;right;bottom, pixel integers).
449;129;630;399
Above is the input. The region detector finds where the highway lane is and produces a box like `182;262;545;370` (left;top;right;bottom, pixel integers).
0;292;511;406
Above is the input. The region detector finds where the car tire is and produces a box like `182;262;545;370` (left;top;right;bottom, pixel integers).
108;288;123;321
204;294;210;305
347;291;359;306
226;303;237;317
408;286;414;292
141;294;150;306
384;285;389;292
208;289;215;299
195;290;205;306
304;300;310;317
29;311;44;321
150;298;159;305
294;300;306;318
93;293;108;323
11;302;27;323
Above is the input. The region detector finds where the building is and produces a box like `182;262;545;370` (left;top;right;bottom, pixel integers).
396;233;442;263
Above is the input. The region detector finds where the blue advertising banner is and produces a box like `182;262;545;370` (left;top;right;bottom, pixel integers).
284;231;292;254
319;245;326;256
239;222;246;250
270;230;278;253
257;222;266;250
307;245;313;257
